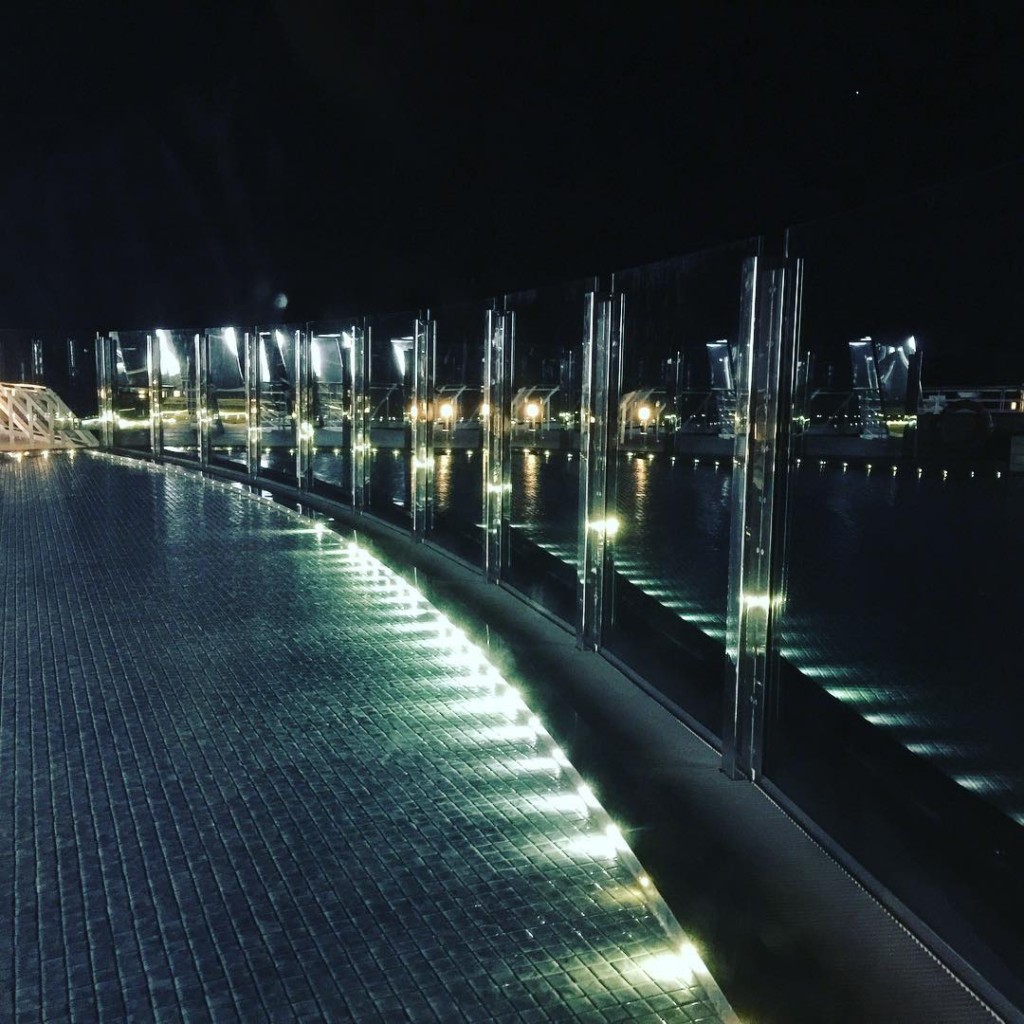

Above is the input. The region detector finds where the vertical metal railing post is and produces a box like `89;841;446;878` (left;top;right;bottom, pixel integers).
483;305;513;582
349;321;369;510
148;333;163;459
411;315;435;539
31;339;44;383
296;329;313;490
723;256;803;780
191;332;202;463
199;333;211;468
246;331;259;481
95;334;114;448
577;290;622;650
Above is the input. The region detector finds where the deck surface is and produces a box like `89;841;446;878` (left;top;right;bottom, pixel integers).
0;453;731;1023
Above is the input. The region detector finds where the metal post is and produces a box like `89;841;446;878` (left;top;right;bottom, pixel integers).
148;333;163;459
484;305;513;581
199;333;211;467
411;315;435;539
723;257;803;780
191;332;201;462
349;321;369;510
577;290;623;650
31;339;44;383
95;334;114;448
246;331;259;481
296;329;313;490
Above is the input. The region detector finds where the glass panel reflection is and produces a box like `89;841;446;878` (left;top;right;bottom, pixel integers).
430;301;486;563
255;326;299;485
157;330;200;459
110;329;152;450
367;311;419;528
207;326;248;472
0;329;37;386
0;328;99;423
309;321;359;503
774;163;1024;1005
606;241;760;739
505;279;595;623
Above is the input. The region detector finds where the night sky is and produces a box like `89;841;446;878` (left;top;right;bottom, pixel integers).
1;3;1020;332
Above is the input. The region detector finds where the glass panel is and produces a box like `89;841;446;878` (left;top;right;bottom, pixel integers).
605;241;760;739
156;330;200;459
367;310;418;529
0;328;35;385
309;321;359;503
207;326;248;472
255;326;299;486
773;162;1024;1006
66;333;100;423
430;301;486;563
505;278;596;624
110;329;152;450
0;329;98;421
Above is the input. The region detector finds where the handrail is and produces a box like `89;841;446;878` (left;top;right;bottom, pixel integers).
0;382;99;451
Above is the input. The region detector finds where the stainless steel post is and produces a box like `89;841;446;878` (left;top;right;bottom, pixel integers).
577;290;623;650
411;316;435;539
350;321;369;510
723;257;803;780
148;333;163;459
483;305;513;582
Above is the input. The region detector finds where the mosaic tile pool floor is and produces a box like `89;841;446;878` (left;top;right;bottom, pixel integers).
0;453;734;1023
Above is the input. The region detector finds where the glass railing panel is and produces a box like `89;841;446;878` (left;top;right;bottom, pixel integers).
309;320;359;504
0;329;100;447
605;240;761;739
772;161;1024;1007
0;329;36;386
207;326;248;473
110;329;152;450
504;278;596;624
65;333;100;424
429;301;487;564
156;330;200;459
255;325;299;486
0;328;99;420
367;310;418;529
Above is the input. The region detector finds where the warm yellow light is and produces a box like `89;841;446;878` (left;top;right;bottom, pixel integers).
480;402;490;417
439;401;454;420
525;401;540;420
638;405;651;422
409;403;418;420
588;516;620;539
642;952;695;984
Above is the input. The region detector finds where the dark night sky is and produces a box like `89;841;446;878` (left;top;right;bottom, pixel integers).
1;2;1021;330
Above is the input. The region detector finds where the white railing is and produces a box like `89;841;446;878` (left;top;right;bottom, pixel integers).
0;382;98;451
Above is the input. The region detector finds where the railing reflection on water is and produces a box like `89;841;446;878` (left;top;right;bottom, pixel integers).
50;161;1024;1017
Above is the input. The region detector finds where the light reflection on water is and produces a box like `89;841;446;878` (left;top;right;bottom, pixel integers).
434;450;452;510
283;446;1024;819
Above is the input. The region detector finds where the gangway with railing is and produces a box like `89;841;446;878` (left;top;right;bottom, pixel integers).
0;382;98;451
